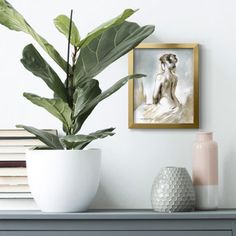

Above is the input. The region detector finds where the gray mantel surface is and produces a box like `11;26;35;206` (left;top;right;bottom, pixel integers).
0;209;236;236
1;209;236;219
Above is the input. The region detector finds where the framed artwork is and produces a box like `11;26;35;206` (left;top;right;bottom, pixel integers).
128;43;199;129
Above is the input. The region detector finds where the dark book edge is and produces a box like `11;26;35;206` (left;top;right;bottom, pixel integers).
0;161;26;168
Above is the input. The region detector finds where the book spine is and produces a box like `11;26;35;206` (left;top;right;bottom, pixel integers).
0;161;26;168
0;139;44;146
0;176;28;185
0;129;57;138
0;184;30;192
0;199;38;209
0;192;33;199
0;168;27;176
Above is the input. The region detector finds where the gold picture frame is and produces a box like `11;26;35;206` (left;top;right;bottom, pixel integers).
128;43;199;129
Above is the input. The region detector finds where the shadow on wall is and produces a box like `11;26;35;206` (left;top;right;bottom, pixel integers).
198;44;204;129
89;181;118;209
221;149;236;207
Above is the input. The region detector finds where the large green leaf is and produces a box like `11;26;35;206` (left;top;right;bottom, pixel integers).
0;0;68;72
16;125;64;149
74;21;155;86
21;44;67;102
79;9;136;48
72;109;95;135
77;74;145;117
61;128;115;149
89;128;115;139
23;93;72;133
54;15;80;47
72;74;144;134
60;134;93;149
71;79;101;134
73;79;101;117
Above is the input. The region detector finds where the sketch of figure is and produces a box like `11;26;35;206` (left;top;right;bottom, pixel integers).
133;48;194;124
153;53;181;109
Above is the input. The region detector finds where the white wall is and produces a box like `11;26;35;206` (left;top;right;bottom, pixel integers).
0;0;236;209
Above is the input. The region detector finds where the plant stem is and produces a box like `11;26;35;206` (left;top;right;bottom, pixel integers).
72;46;79;72
65;10;80;136
66;9;73;109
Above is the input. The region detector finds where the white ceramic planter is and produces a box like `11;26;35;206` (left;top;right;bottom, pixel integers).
26;149;101;213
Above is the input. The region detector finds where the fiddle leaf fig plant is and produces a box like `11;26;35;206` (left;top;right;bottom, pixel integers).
0;1;155;150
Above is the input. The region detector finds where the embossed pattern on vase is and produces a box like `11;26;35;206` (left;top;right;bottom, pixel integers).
151;167;196;212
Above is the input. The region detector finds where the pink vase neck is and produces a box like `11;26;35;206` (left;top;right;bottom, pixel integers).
196;132;213;141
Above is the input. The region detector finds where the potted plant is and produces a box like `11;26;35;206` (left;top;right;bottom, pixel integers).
0;1;154;212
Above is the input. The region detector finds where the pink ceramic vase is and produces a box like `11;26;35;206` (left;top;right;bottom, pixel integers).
192;132;218;210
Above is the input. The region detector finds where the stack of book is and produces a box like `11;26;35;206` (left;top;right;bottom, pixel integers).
0;129;56;210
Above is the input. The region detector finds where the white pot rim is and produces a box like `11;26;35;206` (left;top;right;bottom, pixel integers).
26;148;101;153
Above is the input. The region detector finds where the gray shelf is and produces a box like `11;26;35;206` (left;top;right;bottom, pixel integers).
0;209;236;236
0;209;235;220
